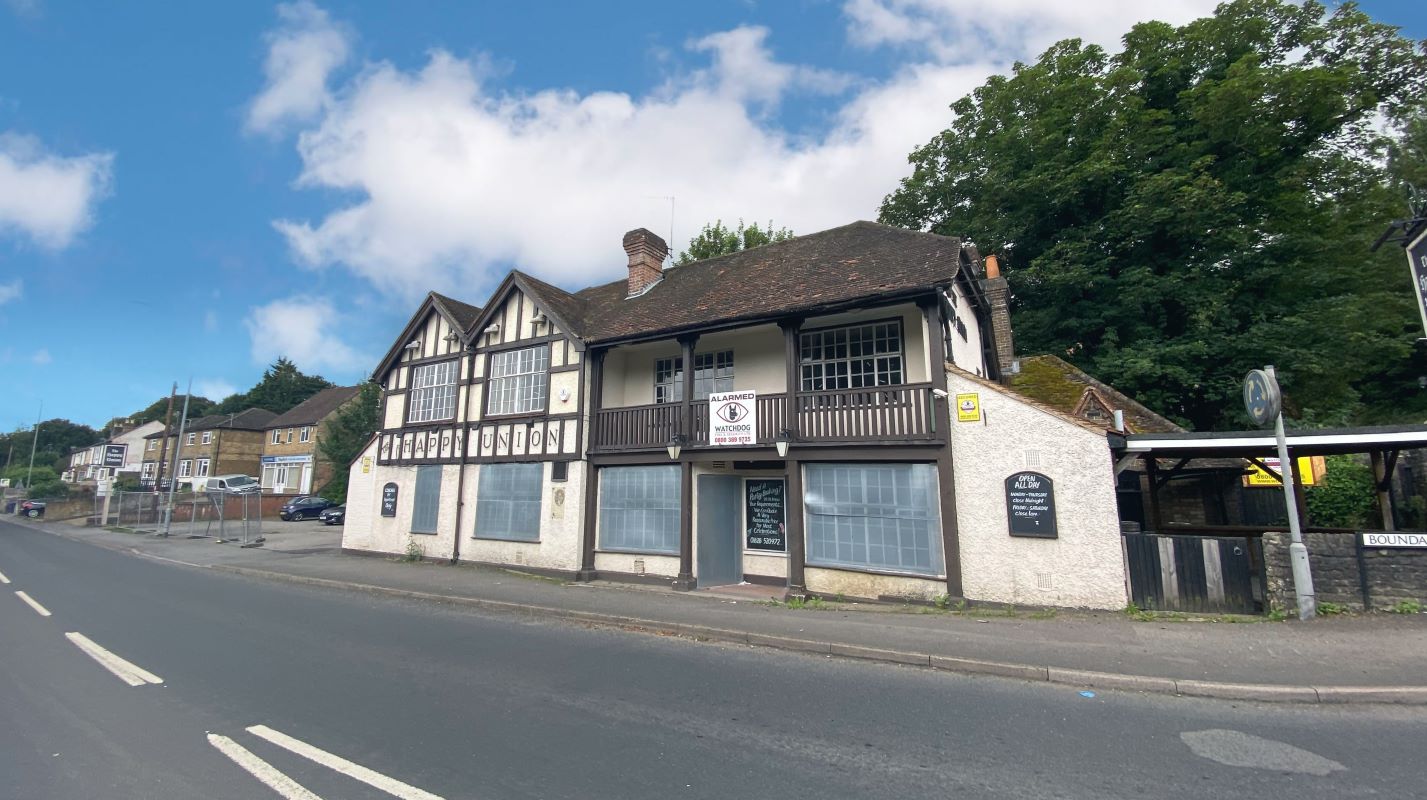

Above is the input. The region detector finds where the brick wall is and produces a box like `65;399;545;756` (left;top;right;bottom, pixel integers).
981;275;1014;373
1264;531;1427;612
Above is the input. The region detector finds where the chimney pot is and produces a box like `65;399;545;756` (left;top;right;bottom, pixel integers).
623;228;669;297
984;253;1001;279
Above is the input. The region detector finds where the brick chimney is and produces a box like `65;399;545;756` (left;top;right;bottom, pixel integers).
981;253;1015;375
623;228;669;297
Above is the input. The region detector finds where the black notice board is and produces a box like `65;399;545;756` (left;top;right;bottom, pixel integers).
381;482;399;517
1005;471;1057;538
745;479;786;552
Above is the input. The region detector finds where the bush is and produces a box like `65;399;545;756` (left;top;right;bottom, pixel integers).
27;480;70;500
3;464;60;488
1305;455;1377;529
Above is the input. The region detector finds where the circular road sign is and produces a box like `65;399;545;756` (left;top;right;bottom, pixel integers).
1243;369;1281;427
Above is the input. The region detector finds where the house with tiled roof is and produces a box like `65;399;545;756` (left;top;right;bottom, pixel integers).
141;409;277;490
341;221;1144;609
260;385;362;495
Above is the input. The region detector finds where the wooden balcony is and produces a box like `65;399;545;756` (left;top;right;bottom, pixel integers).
590;383;938;453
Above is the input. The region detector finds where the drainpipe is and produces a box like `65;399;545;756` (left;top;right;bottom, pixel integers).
449;347;475;565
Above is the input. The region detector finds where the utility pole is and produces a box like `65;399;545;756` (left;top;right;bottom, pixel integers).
25;402;42;489
154;383;176;491
160;380;192;537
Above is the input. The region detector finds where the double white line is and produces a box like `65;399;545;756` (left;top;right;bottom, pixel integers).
208;724;447;800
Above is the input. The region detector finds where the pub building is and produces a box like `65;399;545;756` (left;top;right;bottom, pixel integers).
342;222;1132;609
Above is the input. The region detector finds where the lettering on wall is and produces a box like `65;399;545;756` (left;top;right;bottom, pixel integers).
1005;471;1057;538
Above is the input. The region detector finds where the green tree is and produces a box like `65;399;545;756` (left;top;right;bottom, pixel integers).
880;0;1427;429
129;395;216;426
1305;455;1378;528
316;381;380;503
0;419;102;472
217;358;333;416
675;219;794;265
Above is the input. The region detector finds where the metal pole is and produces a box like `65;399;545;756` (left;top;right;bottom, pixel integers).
154;383;176;490
160;380;193;537
25;402;42;489
1267;366;1315;620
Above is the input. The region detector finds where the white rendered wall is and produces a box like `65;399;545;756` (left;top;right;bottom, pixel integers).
947;370;1127;609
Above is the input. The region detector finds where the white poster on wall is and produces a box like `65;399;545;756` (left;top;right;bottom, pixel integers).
709;390;757;446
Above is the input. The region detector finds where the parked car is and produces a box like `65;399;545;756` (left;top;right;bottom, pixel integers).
319;505;346;526
17;500;45;518
204;475;261;495
280;495;334;521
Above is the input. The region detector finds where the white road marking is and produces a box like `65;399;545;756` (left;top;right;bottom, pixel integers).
64;632;164;687
208;733;325;800
15;590;51;617
246;725;446;800
0;568;11;584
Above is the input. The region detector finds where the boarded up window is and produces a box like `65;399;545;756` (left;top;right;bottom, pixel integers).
411;465;442;534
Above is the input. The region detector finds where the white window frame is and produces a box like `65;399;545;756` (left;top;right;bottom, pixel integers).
408;360;460;423
196;458;210;477
178;459;193;478
299;426;311;443
654;351;734;403
800;320;905;391
148;439;156;451
187;432;197;445
271;429;282;445
201;431;212;445
486;345;550;416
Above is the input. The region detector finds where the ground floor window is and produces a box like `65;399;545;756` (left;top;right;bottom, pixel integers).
599;465;680;554
178;459;192;478
474;463;543;541
412;465;442;534
196;458;210;478
804;463;943;576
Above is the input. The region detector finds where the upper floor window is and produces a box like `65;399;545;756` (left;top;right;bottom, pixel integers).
409;360;460;423
148;439;156;451
800;321;903;391
299;427;311;443
487;345;549;416
654;351;734;403
186;432;197;445
286;428;294;443
271;429;282;445
201;431;212;445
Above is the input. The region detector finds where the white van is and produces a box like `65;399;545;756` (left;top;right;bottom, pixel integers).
204;474;261;494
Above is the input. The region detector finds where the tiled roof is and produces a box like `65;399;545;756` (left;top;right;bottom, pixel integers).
266;386;361;428
189;408;277;432
1007;355;1182;434
431;292;483;333
522;221;963;344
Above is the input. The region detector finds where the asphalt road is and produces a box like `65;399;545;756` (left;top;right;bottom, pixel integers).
2;519;1422;800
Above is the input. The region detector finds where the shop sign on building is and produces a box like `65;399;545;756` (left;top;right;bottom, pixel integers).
1005;471;1057;538
381;482;399;517
709;390;756;446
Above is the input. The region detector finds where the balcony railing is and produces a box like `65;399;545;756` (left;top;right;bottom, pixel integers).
590;383;937;453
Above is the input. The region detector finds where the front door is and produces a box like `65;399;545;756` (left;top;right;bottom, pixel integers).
696;475;742;587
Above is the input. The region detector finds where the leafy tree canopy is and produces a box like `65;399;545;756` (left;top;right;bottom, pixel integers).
0;419;101;472
675;219;794;265
879;0;1427;429
317;381;381;503
129;396;216;427
217;358;333;416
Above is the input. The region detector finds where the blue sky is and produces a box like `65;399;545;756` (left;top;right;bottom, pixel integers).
1;0;1422;430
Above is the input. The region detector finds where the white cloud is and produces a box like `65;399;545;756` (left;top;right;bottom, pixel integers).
30;348;50;365
0;279;20;305
263;3;1219;300
194;378;237;400
203;309;219;332
0;133;113;249
246;0;352;135
245;297;366;374
843;0;1215;62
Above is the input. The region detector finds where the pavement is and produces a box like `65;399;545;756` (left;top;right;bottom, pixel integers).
19;515;1427;705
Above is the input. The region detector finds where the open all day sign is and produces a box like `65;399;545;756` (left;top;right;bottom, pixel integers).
709;390;757;446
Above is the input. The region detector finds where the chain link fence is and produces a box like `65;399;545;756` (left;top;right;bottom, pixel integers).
93;490;265;545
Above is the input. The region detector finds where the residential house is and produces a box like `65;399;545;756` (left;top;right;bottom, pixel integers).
141;409;276;490
260;385;362;495
68;420;166;483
